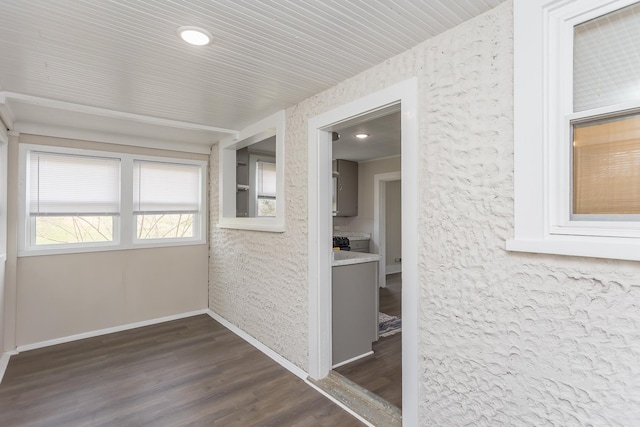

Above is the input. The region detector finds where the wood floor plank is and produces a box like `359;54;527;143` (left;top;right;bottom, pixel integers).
0;315;362;427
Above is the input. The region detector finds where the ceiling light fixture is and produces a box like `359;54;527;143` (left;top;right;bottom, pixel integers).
177;26;212;46
355;133;369;139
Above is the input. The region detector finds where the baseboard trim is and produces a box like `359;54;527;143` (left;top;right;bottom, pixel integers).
304;379;375;427
0;350;18;384
331;351;373;369
16;309;209;353
205;309;307;380
386;264;402;275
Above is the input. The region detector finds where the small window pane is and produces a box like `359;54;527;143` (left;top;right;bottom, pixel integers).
35;216;114;245
256;161;276;197
573;2;640;112
29;151;120;215
257;198;276;217
136;214;194;239
133;161;201;214
573;112;640;214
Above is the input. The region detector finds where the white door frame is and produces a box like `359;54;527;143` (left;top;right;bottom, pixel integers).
307;77;419;426
372;172;401;287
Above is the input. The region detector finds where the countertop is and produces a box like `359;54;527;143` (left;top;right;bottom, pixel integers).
332;231;371;241
332;250;380;266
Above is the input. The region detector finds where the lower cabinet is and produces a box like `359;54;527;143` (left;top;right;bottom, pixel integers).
332;261;378;366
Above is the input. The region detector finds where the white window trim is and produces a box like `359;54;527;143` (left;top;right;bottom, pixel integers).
18;143;207;257
508;0;640;262
217;110;285;232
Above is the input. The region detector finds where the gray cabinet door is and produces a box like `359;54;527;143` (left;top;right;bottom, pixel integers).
334;159;358;217
332;261;378;365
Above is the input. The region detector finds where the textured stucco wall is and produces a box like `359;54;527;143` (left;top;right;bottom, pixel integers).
210;1;640;425
418;3;640;425
209;23;418;370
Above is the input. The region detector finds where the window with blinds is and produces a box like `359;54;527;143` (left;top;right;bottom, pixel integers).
133;160;202;239
28;151;120;245
20;143;207;254
256;160;276;217
571;2;640;218
573;114;640;215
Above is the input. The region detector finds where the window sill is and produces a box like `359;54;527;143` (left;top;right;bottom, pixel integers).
17;239;207;257
506;236;640;262
216;220;285;233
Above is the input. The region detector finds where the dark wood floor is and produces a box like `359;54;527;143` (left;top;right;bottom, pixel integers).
335;272;402;409
0;315;362;427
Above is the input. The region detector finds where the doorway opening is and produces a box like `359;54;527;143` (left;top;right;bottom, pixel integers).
330;112;402;408
307;78;418;426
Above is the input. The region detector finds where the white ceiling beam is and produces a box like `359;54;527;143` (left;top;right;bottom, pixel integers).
0;94;15;130
0;92;238;137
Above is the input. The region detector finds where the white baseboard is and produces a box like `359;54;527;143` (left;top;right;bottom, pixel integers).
205;309;307;380
386;264;402;275
331;350;373;369
0;350;18;384
16;309;209;353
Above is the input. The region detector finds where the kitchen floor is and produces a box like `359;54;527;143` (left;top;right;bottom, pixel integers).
334;272;402;408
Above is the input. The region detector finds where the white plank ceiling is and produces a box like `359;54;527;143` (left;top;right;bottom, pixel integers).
0;0;504;147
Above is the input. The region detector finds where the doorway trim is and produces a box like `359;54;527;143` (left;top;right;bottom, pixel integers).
307;77;419;426
372;172;401;286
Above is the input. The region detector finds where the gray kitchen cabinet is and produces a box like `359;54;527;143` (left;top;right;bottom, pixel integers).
332;260;378;366
332;159;358;217
350;239;370;253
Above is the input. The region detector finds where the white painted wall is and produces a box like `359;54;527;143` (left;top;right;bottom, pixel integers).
6;134;209;348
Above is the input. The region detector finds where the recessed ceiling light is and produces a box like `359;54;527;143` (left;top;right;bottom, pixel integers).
355;133;369;139
177;26;212;46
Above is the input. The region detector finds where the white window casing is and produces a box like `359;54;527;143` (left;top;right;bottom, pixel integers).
508;0;640;261
217;110;285;232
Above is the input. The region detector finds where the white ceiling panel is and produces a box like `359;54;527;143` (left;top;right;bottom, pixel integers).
0;0;505;139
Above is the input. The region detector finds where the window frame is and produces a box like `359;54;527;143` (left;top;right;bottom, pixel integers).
132;159;204;244
217;110;285;232
18;143;207;256
508;0;640;261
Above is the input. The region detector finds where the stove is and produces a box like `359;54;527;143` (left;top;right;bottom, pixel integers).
332;236;351;251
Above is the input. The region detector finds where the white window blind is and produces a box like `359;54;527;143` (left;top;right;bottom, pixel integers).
133;160;201;214
573;2;640;112
28;151;120;216
256;161;276;198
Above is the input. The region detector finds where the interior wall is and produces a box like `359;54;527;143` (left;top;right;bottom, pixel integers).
7;134;209;348
16;245;208;346
0;128;8;354
210;1;640;424
385;180;401;272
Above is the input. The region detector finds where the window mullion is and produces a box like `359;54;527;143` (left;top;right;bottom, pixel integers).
120;155;134;246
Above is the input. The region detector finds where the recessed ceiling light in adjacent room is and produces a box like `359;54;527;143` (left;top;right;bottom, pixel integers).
177;26;212;46
355;133;369;139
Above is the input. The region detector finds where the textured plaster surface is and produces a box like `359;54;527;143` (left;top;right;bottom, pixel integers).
417;2;640;426
209;27;418;370
210;1;640;425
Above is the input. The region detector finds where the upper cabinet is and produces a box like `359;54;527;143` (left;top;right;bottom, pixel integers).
333;159;358;217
